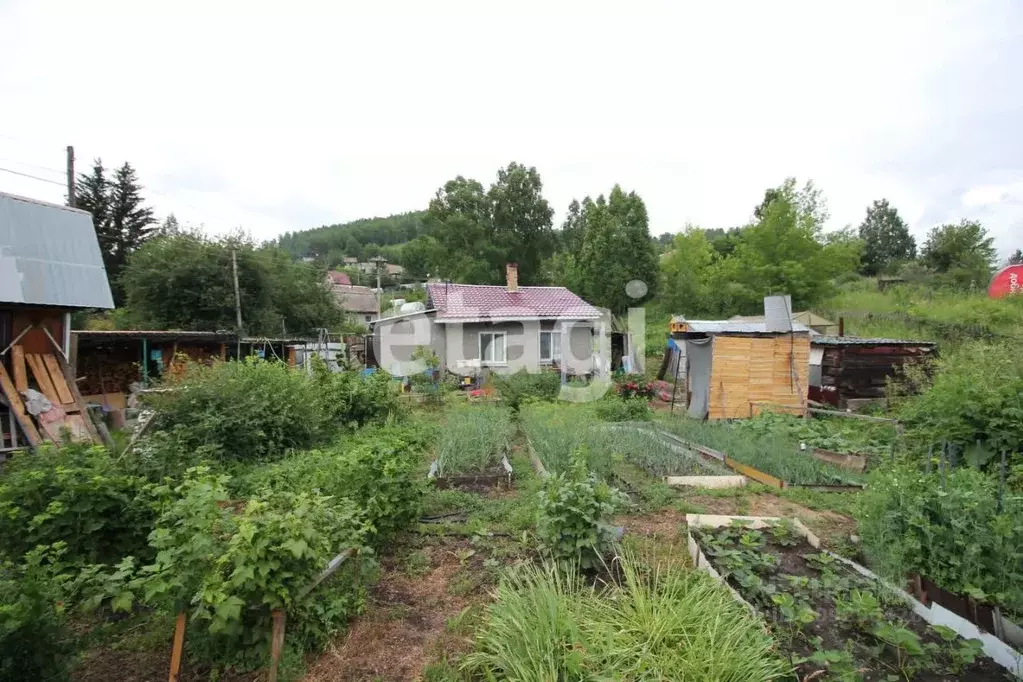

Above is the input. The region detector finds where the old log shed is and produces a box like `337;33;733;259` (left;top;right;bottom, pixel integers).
810;336;936;408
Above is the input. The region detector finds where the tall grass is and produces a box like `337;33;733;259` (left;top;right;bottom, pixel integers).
435;404;514;476
463;552;790;681
654;414;862;485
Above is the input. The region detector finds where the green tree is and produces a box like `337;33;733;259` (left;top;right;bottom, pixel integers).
560;199;586;253
921;219;997;287
121;231;343;335
426;164;555;284
1008;249;1023;266
159;213;180;236
659;227;715;316
74;159;156;304
858;199;916;274
573;186;659;314
488;162;555;284
714;178;849;312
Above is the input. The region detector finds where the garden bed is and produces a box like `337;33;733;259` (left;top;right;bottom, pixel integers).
429;455;513;492
608;424;745;488
649;417;865;490
688;514;1023;680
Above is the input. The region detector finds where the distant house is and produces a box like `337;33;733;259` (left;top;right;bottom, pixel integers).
372;264;602;377
0;191;115;450
385;263;405;277
342;257;358;265
326;270;352;287
333;285;378;324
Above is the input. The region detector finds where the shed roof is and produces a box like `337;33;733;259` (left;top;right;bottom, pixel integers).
730;310;836;328
426;283;599;322
812;336;936;347
327;270;352;286
72;330;314;344
0;191;114;309
677;319;811;334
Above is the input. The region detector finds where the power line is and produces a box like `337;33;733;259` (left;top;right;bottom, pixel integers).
0;167;65;186
0;157;66;178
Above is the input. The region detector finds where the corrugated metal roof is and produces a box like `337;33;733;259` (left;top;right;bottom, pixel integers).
0;192;114;309
812;335;936;347
677;319;811;334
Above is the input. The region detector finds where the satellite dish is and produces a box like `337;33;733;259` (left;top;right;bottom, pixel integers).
988;265;1023;299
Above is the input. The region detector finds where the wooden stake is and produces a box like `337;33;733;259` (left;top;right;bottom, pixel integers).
168;611;186;682
11;345;27;393
268;609;287;682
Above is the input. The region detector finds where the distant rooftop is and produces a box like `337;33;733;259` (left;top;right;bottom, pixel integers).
672;317;811;334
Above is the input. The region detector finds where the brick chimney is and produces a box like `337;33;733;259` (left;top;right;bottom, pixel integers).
506;263;519;292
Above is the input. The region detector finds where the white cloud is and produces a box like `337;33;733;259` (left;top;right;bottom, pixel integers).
1;0;1021;257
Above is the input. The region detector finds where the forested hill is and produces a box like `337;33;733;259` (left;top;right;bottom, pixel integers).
275;211;428;263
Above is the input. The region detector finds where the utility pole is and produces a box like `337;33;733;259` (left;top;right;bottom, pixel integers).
65;145;75;208
371;256;386;320
232;249;243;358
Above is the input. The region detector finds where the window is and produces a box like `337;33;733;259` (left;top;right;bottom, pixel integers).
479;332;507;364
539;330;561;363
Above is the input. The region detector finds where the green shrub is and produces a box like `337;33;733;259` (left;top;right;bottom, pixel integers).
0;444;155;565
492;369;560;411
0;547;75;682
138;469;371;671
595;396;652;422
856;463;1023;614
237;427;426;544
463;552;789;681
535;455;625;569
146;357;325;462
314;363;403;428
894;341;1023;462
435;404;514;476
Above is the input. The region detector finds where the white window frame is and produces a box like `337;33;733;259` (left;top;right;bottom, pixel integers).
479;331;507;365
538;329;562;364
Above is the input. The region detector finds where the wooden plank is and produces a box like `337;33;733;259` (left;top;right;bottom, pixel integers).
724;456;785;488
25;354;59;405
43;354;75;404
11;345;27;393
0;364;40;445
665;475;747;489
268;610;287;682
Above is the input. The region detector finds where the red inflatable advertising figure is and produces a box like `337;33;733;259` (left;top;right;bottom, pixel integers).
988;264;1023;298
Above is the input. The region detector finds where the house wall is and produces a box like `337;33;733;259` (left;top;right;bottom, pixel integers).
818;343;935;406
442;321;594;376
374;312;444;374
706;333;809;419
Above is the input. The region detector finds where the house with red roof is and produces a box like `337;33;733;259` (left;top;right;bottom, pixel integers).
372;264;603;377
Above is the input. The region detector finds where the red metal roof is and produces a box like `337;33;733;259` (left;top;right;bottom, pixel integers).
327;270;352;286
426;283;600;321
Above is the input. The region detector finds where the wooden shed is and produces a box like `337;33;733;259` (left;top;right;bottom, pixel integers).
672;319;810;420
810;336;937;409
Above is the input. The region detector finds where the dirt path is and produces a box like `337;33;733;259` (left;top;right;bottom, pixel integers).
303;537;486;682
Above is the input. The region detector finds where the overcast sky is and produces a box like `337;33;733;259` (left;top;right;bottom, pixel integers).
1;0;1021;257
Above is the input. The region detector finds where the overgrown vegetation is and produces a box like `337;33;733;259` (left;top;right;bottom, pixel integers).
491;369;561;411
435;404;513;476
0;444;155;566
463;552;790;680
857;463;1023;617
735;409;897;459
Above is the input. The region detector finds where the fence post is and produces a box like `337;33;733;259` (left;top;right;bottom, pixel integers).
168;611;186;682
268;609;287;682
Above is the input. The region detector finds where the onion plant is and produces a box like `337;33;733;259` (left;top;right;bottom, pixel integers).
434;404;513;476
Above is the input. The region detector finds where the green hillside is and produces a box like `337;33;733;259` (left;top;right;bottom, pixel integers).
275;211;428;265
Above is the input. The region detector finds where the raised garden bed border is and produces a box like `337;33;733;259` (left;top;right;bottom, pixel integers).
427;454;513;490
686;514;1023;677
604;424;746;489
